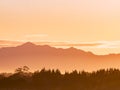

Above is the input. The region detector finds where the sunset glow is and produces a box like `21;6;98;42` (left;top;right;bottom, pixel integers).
0;0;120;54
1;1;120;89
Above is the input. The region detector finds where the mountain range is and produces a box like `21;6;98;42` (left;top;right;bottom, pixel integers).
0;42;120;72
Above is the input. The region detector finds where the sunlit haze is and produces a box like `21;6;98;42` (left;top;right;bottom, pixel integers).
1;1;120;89
0;0;120;54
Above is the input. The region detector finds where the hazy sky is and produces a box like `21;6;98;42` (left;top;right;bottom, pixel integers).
1;0;120;54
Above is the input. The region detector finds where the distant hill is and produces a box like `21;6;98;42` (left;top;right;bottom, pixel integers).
0;42;120;72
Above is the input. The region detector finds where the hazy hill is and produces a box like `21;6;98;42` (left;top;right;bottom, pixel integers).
0;42;120;72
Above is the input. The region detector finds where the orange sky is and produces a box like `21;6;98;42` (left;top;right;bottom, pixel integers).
0;0;120;54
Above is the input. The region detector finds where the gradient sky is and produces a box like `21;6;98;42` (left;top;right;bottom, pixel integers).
1;0;120;54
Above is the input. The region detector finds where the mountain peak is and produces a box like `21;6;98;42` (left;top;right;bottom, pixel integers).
68;47;76;50
18;42;36;47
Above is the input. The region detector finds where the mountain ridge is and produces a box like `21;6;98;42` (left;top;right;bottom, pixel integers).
5;42;120;56
0;42;120;72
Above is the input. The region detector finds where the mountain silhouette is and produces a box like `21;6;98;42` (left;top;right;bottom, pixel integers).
0;42;120;72
19;42;36;47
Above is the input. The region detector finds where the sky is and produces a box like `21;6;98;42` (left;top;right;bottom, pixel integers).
0;0;120;54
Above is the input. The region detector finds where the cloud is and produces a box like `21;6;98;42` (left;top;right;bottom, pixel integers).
35;41;120;49
96;41;120;48
25;34;48;38
0;40;120;49
0;40;22;47
0;40;101;49
35;41;102;47
52;43;101;47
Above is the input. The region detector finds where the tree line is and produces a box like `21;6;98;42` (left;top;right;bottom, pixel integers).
1;66;120;90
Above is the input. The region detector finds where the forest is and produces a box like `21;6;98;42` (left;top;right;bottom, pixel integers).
1;66;120;90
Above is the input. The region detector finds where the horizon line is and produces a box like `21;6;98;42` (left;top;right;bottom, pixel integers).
0;41;120;56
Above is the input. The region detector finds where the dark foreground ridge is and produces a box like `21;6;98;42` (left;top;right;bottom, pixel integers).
1;66;120;90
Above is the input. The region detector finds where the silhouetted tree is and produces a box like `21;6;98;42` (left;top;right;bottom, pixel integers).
1;68;120;90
